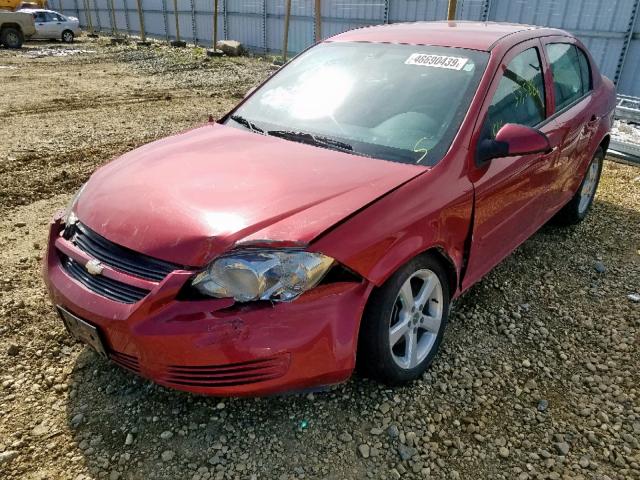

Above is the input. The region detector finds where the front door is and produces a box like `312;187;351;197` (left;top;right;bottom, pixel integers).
462;41;554;289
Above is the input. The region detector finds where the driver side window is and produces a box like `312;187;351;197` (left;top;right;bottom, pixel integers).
483;48;546;139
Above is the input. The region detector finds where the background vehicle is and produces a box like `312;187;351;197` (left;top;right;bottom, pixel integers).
0;10;34;47
0;0;46;10
20;8;79;42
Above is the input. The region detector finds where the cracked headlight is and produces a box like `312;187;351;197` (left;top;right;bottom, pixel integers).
192;250;334;302
62;183;86;224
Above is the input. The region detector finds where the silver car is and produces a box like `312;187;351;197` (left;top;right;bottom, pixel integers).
19;9;80;43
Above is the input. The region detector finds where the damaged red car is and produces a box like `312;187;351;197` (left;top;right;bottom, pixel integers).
44;21;615;396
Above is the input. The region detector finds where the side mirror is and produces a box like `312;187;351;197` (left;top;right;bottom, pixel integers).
477;123;551;165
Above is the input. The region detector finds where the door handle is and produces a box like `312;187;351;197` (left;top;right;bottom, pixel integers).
584;115;598;134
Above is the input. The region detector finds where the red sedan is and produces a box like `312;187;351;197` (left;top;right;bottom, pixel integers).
44;21;615;396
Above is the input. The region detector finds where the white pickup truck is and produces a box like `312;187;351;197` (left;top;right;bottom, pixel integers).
0;10;36;48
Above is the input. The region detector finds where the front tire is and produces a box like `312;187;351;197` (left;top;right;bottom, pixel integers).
62;30;75;43
1;27;24;49
358;254;450;385
553;146;604;226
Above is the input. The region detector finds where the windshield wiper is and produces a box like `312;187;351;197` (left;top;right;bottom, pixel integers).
268;130;353;153
229;114;264;134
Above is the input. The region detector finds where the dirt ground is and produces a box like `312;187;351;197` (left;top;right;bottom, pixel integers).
0;38;639;480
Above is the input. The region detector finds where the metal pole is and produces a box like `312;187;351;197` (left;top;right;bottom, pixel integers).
212;0;218;48
282;0;291;61
262;0;266;53
222;0;227;39
173;0;180;42
481;0;492;21
314;0;321;42
190;0;197;45
135;0;146;41
162;0;169;40
384;0;389;24
615;0;640;85
447;0;457;20
123;0;131;35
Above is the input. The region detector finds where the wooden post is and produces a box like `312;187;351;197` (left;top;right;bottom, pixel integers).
447;0;457;20
212;0;218;49
109;0;117;36
173;0;181;41
84;0;94;34
135;0;146;42
314;0;321;42
282;0;291;61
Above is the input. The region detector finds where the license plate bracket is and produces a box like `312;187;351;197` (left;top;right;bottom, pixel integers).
57;306;108;358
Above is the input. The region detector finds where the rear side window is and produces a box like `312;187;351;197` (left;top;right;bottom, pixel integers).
484;47;546;139
577;47;592;92
546;43;589;111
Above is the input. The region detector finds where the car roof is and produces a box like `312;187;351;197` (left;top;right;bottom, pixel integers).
327;21;569;51
19;8;59;13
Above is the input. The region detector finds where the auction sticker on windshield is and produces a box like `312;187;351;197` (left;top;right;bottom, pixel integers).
405;53;469;70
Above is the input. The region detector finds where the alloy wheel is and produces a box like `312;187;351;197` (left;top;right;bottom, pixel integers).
389;269;443;370
578;155;601;214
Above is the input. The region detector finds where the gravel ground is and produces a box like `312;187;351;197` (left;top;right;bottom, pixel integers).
1;38;639;480
611;120;640;145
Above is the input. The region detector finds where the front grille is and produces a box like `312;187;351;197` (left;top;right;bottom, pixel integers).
162;356;289;388
110;351;140;373
64;222;181;282
60;253;150;304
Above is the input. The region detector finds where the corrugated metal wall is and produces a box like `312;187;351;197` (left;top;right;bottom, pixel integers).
48;0;640;96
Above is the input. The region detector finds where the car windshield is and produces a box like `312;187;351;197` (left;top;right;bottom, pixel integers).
225;42;488;165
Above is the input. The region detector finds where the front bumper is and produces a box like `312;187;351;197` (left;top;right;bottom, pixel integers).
44;218;371;396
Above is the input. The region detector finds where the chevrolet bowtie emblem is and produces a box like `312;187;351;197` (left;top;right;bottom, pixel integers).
85;259;104;276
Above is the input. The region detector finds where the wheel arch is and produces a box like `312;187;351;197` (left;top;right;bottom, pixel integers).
599;133;610;153
0;23;23;32
360;245;459;314
426;246;458;300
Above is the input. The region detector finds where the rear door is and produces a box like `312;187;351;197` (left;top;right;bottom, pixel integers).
539;38;596;211
31;11;47;38
46;12;65;38
462;40;555;289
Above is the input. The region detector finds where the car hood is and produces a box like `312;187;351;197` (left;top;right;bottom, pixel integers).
76;123;425;266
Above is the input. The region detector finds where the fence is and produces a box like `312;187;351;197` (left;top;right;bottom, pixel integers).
48;0;640;96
